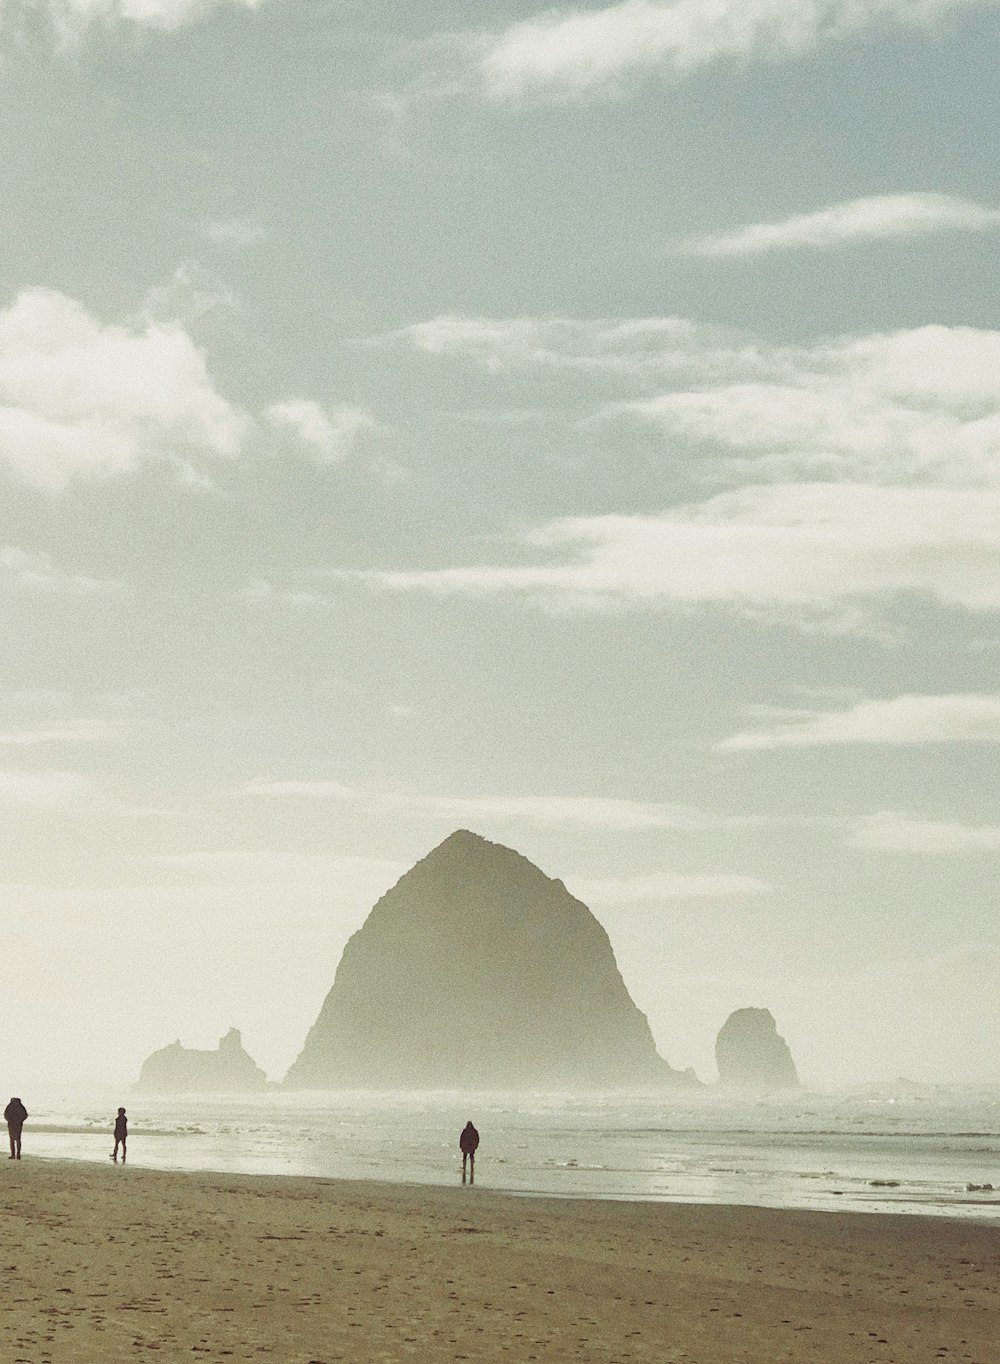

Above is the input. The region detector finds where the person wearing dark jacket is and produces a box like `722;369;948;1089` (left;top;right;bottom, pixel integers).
459;1121;480;1185
111;1107;128;1163
4;1097;27;1160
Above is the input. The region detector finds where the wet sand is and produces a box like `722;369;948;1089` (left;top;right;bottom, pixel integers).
2;1159;998;1362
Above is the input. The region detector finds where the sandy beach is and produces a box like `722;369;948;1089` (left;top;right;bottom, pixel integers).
2;1160;997;1363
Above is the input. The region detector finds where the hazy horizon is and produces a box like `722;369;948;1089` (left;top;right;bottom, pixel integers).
3;0;1000;1096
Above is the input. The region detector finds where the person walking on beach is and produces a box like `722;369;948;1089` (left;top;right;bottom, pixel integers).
459;1121;479;1185
4;1097;27;1160
111;1107;128;1163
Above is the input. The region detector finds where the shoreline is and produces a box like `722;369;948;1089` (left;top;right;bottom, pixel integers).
12;1148;1000;1225
18;1143;1000;1225
22;1084;1000;1224
4;1159;999;1361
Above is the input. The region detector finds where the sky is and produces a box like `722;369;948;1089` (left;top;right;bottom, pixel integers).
2;0;999;1092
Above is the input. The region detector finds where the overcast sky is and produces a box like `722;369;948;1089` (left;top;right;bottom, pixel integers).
2;0;999;1092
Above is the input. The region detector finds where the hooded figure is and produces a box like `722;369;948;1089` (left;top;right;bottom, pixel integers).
459;1121;479;1185
4;1097;27;1160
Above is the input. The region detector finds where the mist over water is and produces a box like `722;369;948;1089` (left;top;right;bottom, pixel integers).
22;1085;1000;1222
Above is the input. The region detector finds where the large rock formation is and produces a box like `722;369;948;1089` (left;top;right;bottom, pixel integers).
285;829;688;1090
136;1027;268;1093
715;1008;799;1090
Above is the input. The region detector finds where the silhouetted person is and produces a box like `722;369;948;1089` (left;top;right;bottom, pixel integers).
4;1097;27;1160
459;1121;479;1185
111;1107;128;1163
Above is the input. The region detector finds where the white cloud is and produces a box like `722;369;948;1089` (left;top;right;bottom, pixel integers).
243;779;360;800
133;849;408;890
384;314;707;375
0;769;96;807
850;813;1000;851
376;313;1000;626
0;289;369;493
240;577;329;608
629;384;1000;485
24;0;265;47
394;313;1000;402
265;400;379;464
392;315;1000;487
346;483;1000;620
567;870;769;902
479;0;994;98
243;780;746;831
200;217;266;248
718;694;1000;750
388;792;745;830
141;263;235;330
621;324;1000;486
0;721;113;745
679;193;1000;256
0;546;123;595
0;289;245;491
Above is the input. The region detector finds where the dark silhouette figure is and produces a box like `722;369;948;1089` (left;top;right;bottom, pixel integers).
459;1121;479;1185
111;1107;128;1163
4;1097;27;1160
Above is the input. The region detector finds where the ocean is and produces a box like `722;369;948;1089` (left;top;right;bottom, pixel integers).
17;1085;1000;1221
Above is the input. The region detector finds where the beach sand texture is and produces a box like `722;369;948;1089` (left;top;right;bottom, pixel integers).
2;1161;998;1362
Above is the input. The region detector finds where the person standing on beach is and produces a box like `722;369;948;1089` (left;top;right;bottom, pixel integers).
111;1107;128;1163
4;1097;27;1160
459;1121;479;1185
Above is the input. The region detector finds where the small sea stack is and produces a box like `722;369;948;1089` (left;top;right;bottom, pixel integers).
136;1027;268;1093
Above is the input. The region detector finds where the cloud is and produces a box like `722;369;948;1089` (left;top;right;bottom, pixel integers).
265;400;380;464
0;769;97;807
382;314;708;376
0;546;124;595
200;217;266;249
16;0;265;48
243;781;747;831
391;314;1000;487
678;193;1000;256
132;849;408;890
388;792;747;830
0;288;245;492
141;263;236;330
0;288;372;491
718;694;1000;750
240;578;330;608
0;721;114;745
318;320;1000;637
344;483;1000;620
850;813;1000;851
478;0;992;99
567;871;769;902
243;779;360;800
618;324;1000;486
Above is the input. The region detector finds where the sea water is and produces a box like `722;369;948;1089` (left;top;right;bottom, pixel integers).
17;1086;1000;1221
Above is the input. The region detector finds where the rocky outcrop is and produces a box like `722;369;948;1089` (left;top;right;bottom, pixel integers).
715;1008;799;1090
135;1027;268;1093
285;829;690;1090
